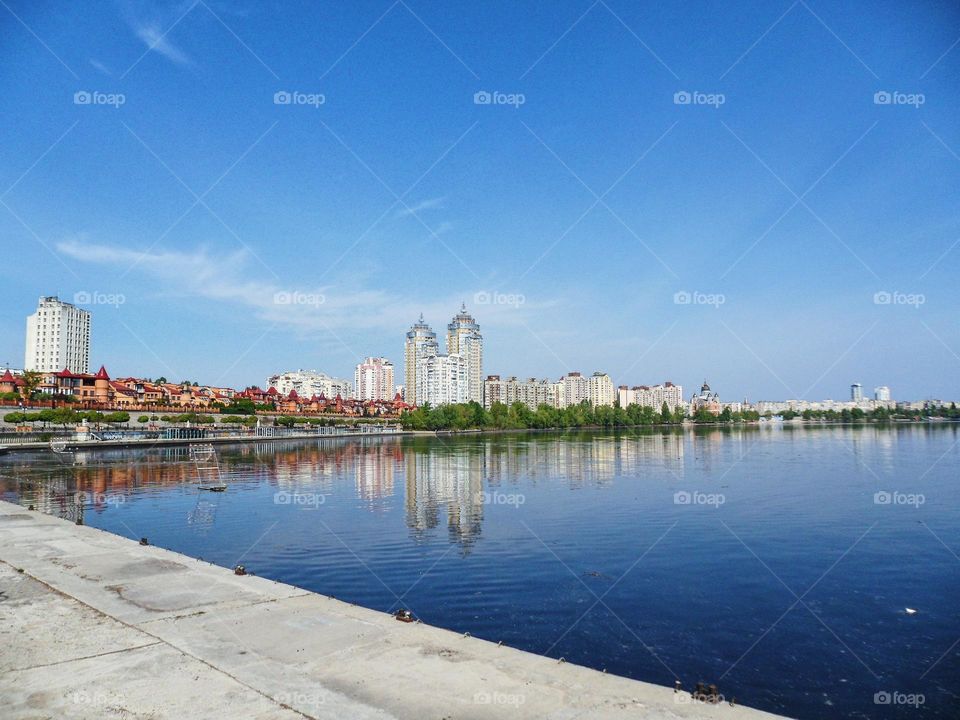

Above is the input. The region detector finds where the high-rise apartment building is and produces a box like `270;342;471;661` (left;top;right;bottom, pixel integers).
267;370;353;399
354;357;395;401
404;315;439;406
851;383;863;402
588;371;615;407
446;304;483;403
483;376;561;411
24;296;91;374
616;382;684;410
417;352;468;406
874;386;891;402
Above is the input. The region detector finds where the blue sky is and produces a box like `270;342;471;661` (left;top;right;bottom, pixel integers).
1;0;958;401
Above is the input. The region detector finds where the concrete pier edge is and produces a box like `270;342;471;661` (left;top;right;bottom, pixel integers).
0;500;788;719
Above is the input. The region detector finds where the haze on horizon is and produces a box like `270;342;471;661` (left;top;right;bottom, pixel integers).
1;0;958;401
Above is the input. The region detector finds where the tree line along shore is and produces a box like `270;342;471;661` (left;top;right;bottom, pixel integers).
3;401;957;435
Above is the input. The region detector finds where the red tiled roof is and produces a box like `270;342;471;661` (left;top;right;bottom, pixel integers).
109;381;136;395
95;365;110;380
1;369;14;382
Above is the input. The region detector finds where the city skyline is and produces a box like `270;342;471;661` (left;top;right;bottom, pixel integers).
4;295;924;410
1;2;958;400
8;292;918;407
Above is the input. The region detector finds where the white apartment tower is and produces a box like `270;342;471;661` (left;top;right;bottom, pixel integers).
355;357;395;401
446;304;483;404
417;353;468;406
24;296;91;374
588;371;615;407
404;315;439;406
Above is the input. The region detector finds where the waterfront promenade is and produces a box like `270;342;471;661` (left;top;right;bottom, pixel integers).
0;500;785;719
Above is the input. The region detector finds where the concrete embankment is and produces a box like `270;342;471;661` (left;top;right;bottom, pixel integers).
0;501;788;719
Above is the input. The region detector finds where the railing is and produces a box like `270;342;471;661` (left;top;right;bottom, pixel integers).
0;423;404;449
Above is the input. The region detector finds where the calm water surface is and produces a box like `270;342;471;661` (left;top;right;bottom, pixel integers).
2;425;958;719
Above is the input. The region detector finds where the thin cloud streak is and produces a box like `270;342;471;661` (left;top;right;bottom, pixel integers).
395;196;446;218
56;237;554;337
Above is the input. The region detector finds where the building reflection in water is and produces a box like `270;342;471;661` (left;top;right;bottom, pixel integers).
2;434;686;546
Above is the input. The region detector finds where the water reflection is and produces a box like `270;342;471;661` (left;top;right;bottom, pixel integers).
2;424;956;544
2;423;958;720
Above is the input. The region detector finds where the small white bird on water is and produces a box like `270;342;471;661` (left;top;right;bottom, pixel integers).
905;608;918;615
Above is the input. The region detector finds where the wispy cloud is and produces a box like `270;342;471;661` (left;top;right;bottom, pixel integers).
56;237;549;336
89;59;113;76
133;24;192;65
395;196;445;218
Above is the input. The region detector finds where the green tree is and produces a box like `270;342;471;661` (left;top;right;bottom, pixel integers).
20;370;43;400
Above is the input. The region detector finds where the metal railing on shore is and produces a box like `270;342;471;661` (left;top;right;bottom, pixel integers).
0;423;404;451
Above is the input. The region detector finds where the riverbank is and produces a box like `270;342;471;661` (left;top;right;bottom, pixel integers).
0;500;785;719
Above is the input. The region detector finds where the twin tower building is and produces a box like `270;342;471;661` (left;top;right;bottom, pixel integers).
405;305;483;407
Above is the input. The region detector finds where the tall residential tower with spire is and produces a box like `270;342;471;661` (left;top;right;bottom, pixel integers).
404;305;483;406
446;303;483;404
404;314;439;405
